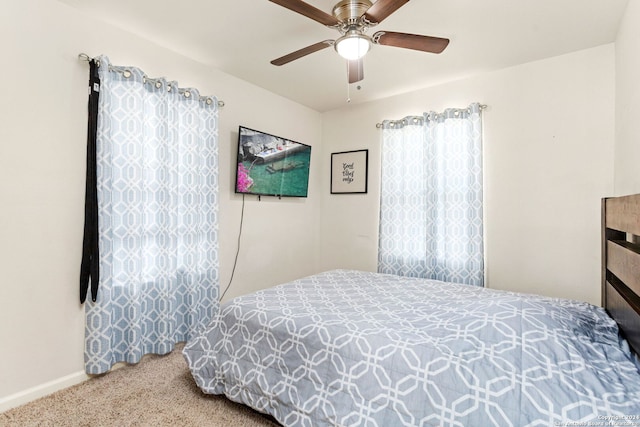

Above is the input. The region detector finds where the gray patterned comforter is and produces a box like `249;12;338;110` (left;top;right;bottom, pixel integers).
183;269;640;426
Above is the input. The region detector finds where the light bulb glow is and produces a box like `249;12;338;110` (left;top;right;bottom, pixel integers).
335;34;371;60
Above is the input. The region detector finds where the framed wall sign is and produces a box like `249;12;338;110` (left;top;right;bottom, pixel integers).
331;149;368;194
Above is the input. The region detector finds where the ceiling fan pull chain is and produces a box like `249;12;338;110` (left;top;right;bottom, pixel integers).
346;63;351;103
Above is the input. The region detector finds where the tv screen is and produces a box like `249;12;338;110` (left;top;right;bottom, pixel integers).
235;126;311;198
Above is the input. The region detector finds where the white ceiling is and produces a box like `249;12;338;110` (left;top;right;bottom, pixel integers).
60;0;629;112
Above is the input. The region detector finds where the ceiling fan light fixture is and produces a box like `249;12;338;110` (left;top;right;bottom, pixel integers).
335;33;371;60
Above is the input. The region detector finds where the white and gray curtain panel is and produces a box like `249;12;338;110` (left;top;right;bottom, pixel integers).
82;56;220;374
378;103;484;286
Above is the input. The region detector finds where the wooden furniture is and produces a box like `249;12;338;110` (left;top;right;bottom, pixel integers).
602;193;640;355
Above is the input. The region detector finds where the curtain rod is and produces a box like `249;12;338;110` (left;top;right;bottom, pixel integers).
375;104;487;128
78;53;225;108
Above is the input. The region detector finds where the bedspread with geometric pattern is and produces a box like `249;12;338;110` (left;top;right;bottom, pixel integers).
183;270;640;426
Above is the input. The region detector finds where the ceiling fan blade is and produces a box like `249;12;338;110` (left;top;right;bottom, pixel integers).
372;31;449;53
348;59;364;84
363;0;409;24
268;0;340;26
271;40;334;66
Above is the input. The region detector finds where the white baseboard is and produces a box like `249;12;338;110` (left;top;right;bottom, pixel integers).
0;371;89;413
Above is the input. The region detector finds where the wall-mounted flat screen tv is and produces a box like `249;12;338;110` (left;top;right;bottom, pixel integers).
235;126;311;198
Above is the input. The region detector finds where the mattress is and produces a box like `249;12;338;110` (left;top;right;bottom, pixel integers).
183;269;640;426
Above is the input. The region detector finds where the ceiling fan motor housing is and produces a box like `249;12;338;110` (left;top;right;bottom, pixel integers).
333;0;373;24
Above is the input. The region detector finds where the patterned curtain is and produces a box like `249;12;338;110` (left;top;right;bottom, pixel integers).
84;56;220;374
378;103;484;286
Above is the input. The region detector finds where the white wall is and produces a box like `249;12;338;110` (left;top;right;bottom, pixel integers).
615;0;640;195
0;0;322;410
320;45;615;306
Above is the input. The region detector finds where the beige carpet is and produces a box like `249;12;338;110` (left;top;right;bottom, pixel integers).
0;344;279;427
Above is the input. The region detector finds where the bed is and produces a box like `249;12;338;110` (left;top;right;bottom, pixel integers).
184;194;640;426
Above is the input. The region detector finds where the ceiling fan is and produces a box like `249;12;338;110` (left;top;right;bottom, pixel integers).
269;0;450;84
